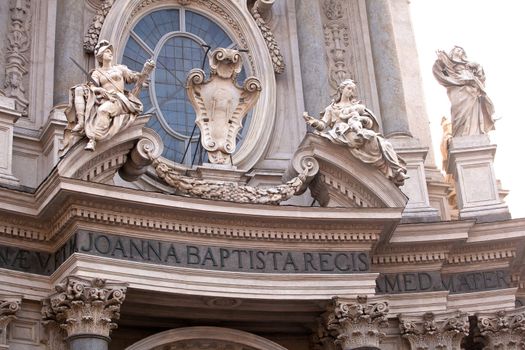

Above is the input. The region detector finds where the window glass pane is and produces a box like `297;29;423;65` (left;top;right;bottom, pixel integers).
185;11;232;50
134;9;180;49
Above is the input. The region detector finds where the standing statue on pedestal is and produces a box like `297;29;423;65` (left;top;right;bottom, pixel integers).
303;79;408;186
62;40;155;152
433;46;495;137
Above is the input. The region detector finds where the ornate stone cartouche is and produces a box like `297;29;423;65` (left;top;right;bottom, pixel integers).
186;48;262;164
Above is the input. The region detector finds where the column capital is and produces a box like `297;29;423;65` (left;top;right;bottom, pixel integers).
399;310;469;350
0;295;22;348
477;308;525;349
42;276;128;341
320;296;389;350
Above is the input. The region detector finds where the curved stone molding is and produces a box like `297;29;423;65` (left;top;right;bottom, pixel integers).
477;308;525;349
320;296;389;350
291;134;407;208
119;127;164;182
0;295;21;347
42;276;127;340
250;0;285;74
399;310;469;350
5;0;31;113
125;326;287;350
99;0;277;171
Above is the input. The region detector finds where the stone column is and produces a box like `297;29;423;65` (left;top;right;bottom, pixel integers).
399;310;469;350
0;295;21;350
477;308;525;349
318;296;389;350
446;135;510;222
0;94;20;187
42;276;127;350
365;0;411;138
53;0;85;105
295;0;331;118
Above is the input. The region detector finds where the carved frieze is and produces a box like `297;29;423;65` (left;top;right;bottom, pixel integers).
4;0;31;113
477;308;525;349
42;276;127;339
320;296;389;349
399;311;469;350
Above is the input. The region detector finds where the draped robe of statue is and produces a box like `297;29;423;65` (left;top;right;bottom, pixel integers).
64;66;142;149
432;49;495;137
318;101;407;186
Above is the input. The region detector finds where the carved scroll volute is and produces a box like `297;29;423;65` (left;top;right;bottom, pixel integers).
42;276;128;341
320;296;389;350
0;296;21;346
186;48;262;164
477;308;525;349
399;311;469;350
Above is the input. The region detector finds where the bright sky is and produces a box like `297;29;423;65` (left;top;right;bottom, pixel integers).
409;0;525;218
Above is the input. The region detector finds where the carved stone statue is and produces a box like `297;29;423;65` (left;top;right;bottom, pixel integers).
433;46;495;137
303;79;408;186
186;48;261;164
62;40;154;152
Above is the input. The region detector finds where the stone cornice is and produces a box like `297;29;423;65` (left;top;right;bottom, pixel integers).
0;174;400;249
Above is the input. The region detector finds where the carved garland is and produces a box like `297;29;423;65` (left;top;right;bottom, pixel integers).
4;0;31;113
150;155;310;205
250;0;285;74
84;0;115;53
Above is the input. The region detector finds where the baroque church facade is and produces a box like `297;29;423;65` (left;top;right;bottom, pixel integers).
0;0;524;349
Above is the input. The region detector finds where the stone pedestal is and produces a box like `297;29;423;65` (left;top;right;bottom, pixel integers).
446;135;510;222
392;138;440;223
195;163;247;183
42;276;127;350
0;95;21;187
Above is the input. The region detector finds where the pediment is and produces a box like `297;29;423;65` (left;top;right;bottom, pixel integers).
289;134;408;208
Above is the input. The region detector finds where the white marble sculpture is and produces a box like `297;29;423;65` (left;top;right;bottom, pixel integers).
186;48;261;164
61;40;154;152
433;46;495;137
303;79;408;186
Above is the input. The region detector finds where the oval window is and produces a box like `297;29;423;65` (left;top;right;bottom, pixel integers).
122;8;251;165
